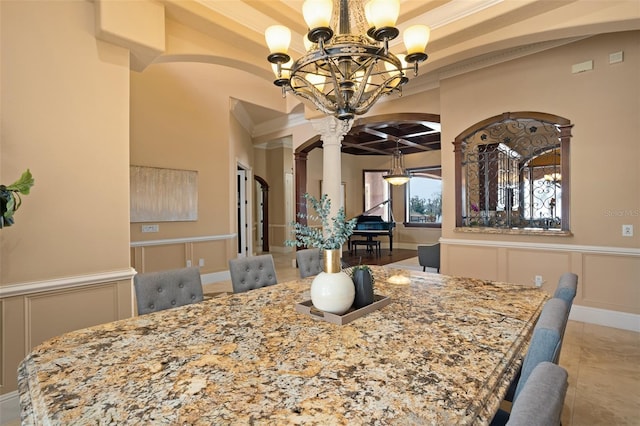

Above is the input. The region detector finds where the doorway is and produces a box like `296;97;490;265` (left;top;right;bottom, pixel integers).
254;175;270;253
236;166;250;257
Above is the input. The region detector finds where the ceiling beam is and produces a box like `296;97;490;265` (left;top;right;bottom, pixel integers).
341;141;391;155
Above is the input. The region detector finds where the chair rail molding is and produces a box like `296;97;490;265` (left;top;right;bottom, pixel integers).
130;233;236;247
0;268;137;298
439;238;640;256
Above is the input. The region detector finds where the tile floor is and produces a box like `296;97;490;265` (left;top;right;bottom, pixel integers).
206;252;640;426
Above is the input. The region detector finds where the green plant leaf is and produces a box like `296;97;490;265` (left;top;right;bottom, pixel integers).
285;193;355;250
6;169;35;194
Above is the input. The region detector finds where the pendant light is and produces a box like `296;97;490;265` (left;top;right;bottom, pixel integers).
383;140;411;185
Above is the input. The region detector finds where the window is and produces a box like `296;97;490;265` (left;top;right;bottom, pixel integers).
454;112;572;233
405;166;442;227
363;170;392;220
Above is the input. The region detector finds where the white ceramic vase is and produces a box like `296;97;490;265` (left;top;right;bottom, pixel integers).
310;248;355;315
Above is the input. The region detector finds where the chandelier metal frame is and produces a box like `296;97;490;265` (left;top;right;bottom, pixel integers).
266;0;429;121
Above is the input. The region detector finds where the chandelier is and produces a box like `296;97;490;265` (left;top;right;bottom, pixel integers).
265;0;430;121
383;140;411;185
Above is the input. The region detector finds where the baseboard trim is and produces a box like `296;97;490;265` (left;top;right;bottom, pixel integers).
569;305;640;332
0;391;19;425
201;271;230;284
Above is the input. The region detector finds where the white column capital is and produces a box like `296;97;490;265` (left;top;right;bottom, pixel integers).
310;116;354;146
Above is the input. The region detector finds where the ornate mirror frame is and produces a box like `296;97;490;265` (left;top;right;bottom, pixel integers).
453;112;573;235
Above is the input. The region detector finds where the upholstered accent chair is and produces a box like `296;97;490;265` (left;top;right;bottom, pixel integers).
417;243;440;272
491;362;568;426
296;248;323;278
133;266;204;315
229;254;278;293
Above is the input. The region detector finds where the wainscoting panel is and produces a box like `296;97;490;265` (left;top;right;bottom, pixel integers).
442;238;640;319
0;272;134;396
582;253;640;312
137;244;188;273
25;283;121;350
446;244;499;280
131;234;236;275
192;240;228;272
0;300;3;388
505;248;572;292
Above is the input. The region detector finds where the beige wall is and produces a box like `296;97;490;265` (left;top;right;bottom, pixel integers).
440;31;639;248
436;31;639;315
129;61;284;268
1;0;133;395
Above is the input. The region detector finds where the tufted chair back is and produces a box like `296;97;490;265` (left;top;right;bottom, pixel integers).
296;248;323;278
134;267;204;315
229;254;278;293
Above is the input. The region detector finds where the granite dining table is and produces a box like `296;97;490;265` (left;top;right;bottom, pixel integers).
18;266;547;425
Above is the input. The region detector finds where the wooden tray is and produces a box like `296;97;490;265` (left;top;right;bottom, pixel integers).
295;294;391;325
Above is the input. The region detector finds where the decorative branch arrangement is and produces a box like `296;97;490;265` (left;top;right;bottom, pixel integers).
285;193;357;250
0;169;35;228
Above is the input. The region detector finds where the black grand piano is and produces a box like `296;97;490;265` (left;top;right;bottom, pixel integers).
348;200;396;253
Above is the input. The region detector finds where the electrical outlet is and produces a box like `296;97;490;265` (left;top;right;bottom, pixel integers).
534;275;543;287
186;260;192;267
199;258;205;267
141;224;159;233
622;224;633;237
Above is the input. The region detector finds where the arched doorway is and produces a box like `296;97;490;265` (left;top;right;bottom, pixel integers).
293;112;442;226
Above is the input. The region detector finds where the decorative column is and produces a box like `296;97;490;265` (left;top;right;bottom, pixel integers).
310;116;354;220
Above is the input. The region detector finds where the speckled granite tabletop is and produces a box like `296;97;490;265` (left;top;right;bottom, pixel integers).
18;267;546;425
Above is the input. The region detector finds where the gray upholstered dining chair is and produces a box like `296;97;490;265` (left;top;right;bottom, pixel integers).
553;272;578;358
296;248;323;278
501;296;570;405
514;297;570;400
229;254;278;293
554;272;578;306
417;243;440;272
504;274;576;403
509;361;568;426
491;361;568;426
133;266;204;315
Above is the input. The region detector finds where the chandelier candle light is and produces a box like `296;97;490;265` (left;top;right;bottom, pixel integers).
265;0;430;121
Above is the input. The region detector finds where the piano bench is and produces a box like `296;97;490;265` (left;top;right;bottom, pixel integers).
351;240;381;257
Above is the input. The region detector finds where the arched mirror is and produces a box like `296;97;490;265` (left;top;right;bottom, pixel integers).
454;112;573;233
